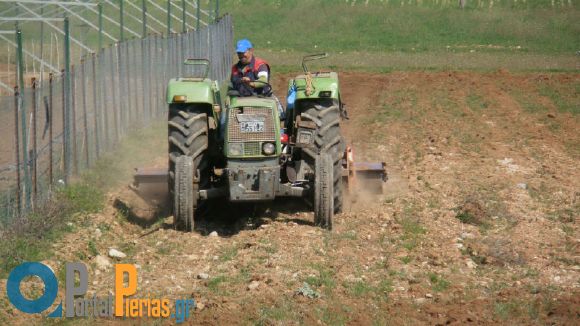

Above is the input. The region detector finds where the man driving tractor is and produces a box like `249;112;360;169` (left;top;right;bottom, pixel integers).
230;39;284;119
231;39;272;96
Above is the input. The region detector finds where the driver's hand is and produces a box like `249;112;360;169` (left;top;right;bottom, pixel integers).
241;77;251;83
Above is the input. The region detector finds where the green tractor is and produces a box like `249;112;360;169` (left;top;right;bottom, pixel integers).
131;55;386;231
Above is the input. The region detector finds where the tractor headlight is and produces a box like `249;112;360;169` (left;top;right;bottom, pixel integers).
229;143;243;156
262;142;276;155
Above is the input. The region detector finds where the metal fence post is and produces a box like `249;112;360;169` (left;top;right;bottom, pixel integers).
98;3;103;50
71;64;78;176
182;0;186;32
125;41;132;129
120;0;125;42
140;38;147;125
16;28;30;210
80;59;89;169
196;0;200;31
216;0;219;21
61;69;67;180
100;49;110;149
167;0;172;36
109;47;119;143
142;0;148;38
64;17;72;183
48;73;54;189
91;53;99;159
13;86;21;217
117;43;125;136
31;77;38;207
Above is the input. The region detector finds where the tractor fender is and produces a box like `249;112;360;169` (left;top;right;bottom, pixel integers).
166;78;215;105
293;72;340;101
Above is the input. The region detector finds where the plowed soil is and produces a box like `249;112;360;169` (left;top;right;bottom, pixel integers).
2;71;579;325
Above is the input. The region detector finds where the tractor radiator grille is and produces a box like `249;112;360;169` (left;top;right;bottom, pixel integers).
227;107;276;142
243;142;261;156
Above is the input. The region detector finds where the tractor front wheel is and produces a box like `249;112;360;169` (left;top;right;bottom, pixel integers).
314;153;334;230
173;155;198;231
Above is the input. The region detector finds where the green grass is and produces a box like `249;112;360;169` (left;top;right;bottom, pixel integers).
0;123;165;278
0;183;102;278
222;0;580;55
398;205;427;251
207;275;228;294
304;263;336;292
429;272;451;292
220;245;239;262
538;83;580;115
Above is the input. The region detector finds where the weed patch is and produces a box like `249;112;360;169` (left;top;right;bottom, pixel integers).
429;273;451;292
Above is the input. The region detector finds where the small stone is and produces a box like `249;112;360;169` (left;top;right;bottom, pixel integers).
455;243;464;249
197;273;209;280
516;183;528;190
247;281;260;291
461;232;475;239
465;259;477;269
415;298;426;304
94;228;102;238
208;231;218;237
260;224;269;229
67;222;73;227
95;255;112;270
196;302;205;310
108;248;127;259
425;293;433;298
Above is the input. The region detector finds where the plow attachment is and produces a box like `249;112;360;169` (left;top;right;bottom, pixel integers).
342;147;388;195
130;167;168;203
132;147;387;198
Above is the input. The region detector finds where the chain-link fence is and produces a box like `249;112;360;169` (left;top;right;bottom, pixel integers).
0;15;233;226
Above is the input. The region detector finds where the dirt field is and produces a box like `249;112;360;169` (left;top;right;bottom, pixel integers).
1;71;578;325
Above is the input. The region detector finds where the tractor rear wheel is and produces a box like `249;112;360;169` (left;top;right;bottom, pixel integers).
168;105;209;231
314;153;334;230
302;100;345;214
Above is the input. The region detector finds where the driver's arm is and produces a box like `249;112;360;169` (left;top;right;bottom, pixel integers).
249;65;269;88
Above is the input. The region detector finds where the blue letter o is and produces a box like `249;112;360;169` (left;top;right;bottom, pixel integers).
6;262;59;314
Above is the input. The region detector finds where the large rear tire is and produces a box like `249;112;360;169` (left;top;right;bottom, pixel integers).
302;100;345;214
314;153;334;230
168;105;209;231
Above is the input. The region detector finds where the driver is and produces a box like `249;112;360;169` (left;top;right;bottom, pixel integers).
230;39;271;97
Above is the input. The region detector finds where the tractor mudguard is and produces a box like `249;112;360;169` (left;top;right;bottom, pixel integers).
166;78;215;104
292;72;340;101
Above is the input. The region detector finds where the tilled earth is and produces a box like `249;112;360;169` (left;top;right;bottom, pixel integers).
1;71;579;325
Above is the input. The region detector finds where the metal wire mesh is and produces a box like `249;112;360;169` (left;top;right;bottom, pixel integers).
0;15;234;225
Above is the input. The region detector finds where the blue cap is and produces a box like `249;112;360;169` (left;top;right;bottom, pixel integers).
236;39;253;53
